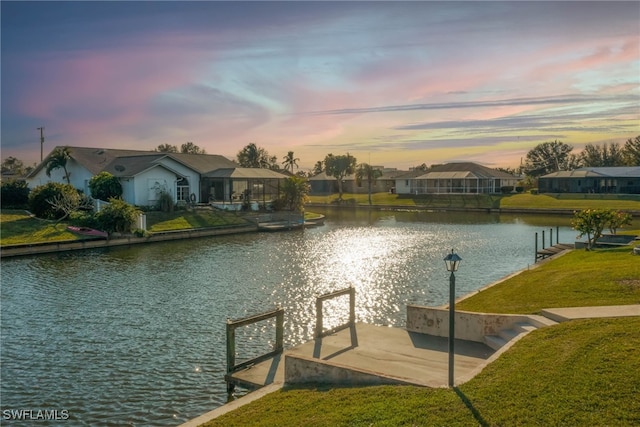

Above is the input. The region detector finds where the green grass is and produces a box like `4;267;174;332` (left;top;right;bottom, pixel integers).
0;208;251;245
308;192;640;211
202;244;640;427
457;245;640;314
205;318;640;427
0;210;78;245
145;209;249;232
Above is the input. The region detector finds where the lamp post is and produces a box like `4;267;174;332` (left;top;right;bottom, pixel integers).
444;249;461;388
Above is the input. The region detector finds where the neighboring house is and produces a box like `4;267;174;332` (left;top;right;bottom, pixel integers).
309;171;338;195
26;146;289;207
399;162;519;195
309;167;406;195
394;170;427;194
538;167;640;194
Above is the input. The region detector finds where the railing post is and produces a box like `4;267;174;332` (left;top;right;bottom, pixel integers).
349;287;356;325
315;297;323;338
275;307;284;352
226;319;236;394
550;228;553;246
542;230;545;249
535;232;538;263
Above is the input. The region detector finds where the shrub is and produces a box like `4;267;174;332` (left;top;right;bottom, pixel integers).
156;191;174;212
89;172;123;201
1;180;30;208
94;198;140;234
501;186;514;194
530;189;539;195
68;210;99;228
515;186;524;193
28;182;79;219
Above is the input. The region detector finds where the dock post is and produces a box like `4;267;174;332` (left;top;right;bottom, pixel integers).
349;287;356;325
542;230;545;249
275;307;284;352
535;232;538;264
315;298;323;338
550;228;553;246
556;226;560;244
226;319;236;394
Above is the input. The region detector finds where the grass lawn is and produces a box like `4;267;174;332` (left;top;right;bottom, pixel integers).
457;245;640;314
205;317;640;427
309;192;640;211
0;209;77;245
145;209;249;232
202;244;640;427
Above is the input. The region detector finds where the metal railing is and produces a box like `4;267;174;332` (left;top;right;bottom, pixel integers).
225;307;284;393
315;287;356;338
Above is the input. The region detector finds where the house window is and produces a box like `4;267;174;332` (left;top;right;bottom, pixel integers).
176;177;190;201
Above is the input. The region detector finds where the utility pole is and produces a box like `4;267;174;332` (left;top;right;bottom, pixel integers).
37;127;45;162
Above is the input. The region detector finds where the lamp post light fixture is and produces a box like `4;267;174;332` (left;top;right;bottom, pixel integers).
444;249;462;388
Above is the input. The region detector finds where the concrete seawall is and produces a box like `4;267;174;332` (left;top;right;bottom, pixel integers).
0;225;257;258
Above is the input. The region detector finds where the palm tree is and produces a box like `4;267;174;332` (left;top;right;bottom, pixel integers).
282;151;300;173
356;163;383;206
46;146;72;184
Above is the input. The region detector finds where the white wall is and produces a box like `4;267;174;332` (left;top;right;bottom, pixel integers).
154;158;201;202
26;159;93;195
132;167;178;207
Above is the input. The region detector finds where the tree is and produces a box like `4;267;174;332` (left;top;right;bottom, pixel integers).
412;163;429;172
571;209;613;250
356;163;383;206
622;136;640;166
607;211;632;235
324;153;356;201
155;144;178;153
580;142;625;167
523;141;573;177
312;161;324;176
89;172;123;201
279;176;310;212
94;198;140;234
47;191;93;222
28;182;78;219
180;142;206;154
46;146;72;184
1;180;30;208
236;143;273;168
282;151;300;173
1;156;25;176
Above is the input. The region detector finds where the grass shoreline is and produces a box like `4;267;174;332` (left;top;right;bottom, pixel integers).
202;247;640;427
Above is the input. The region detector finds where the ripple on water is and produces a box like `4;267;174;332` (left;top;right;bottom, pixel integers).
1;215;575;425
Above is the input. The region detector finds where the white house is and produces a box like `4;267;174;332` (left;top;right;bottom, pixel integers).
26;146;288;207
396;162;519;195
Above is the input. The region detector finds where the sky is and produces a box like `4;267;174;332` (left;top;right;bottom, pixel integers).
1;1;639;172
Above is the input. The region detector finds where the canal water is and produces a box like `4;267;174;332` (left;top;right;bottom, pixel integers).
1;209;575;426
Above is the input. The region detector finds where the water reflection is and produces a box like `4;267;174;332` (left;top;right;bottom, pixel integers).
0;210;575;425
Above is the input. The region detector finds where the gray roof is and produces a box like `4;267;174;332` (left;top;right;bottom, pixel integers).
428;162;518;179
541;167;640;179
203;168;288;179
28;146;239;178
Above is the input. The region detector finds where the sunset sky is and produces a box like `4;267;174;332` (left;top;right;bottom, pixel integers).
2;1;639;171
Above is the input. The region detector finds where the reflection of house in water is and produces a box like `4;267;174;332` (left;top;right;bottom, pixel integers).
26;147;288;210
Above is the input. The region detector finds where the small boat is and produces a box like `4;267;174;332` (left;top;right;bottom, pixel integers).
67;226;108;238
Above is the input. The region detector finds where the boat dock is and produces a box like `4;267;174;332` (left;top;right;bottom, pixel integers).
227;322;495;390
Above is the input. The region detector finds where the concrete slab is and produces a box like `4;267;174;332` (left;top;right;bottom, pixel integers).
540;305;640;323
228;323;494;390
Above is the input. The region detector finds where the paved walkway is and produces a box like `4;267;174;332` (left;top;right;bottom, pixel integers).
179;305;640;427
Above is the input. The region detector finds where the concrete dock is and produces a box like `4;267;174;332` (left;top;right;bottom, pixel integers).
229;322;494;390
